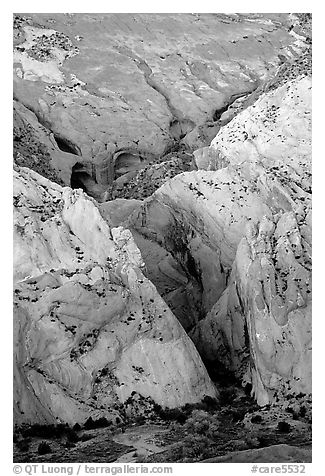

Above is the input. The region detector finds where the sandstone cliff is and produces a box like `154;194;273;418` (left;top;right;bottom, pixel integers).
128;69;311;404
13;13;308;196
12;12;312;423
13;166;216;425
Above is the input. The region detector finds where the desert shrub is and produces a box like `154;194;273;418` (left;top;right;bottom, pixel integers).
152;403;163;413
135;416;146;425
80;433;93;442
83;416;110;430
66;429;79;443
83;417;95;430
180;434;212;461
21;423;68;439
202;395;219;410
96;417;110;428
251;414;263;424
184;410;210;434
299;406;307;417
219;387;237;405
16;439;30;452
277;421;291;433
230;409;246;422
245;435;260;448
158;408;187;424
65;441;76;449
184;410;220;440
38;441;52;455
257;435;269;447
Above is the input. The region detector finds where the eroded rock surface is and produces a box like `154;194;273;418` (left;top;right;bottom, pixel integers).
13;13;312;438
202;444;311;463
13;166;216;425
128;68;311;404
13;13;308;195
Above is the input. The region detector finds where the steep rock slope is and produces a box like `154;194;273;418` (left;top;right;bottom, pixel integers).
13;13;307;193
13;99;78;185
128;70;311;404
13;167;216;425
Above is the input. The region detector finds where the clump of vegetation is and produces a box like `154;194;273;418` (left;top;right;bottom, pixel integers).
21;423;69;439
83;416;111;430
184;410;220;440
231;408;246;422
251;414;263;424
245;434;260;448
277;421;291;433
65;441;76;449
180;434;213;461
165;220;190;255
202;395;219;410
153;395;219;424
79;432;93;442
66;428;79;443
219;386;237;405
157;408;188;424
38;441;52;455
16;439;30;452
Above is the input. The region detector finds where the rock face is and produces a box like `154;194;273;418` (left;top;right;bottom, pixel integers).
13;13;308;194
13;100;77;185
128;67;311;404
192;70;312;404
13;166;216;425
108;153;195;201
13;13;312;427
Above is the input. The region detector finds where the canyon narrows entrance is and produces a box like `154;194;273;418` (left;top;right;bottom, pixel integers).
70;163;101;198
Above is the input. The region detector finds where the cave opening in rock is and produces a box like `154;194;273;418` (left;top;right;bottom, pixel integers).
70;163;99;197
54;135;79;155
114;152;144;179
